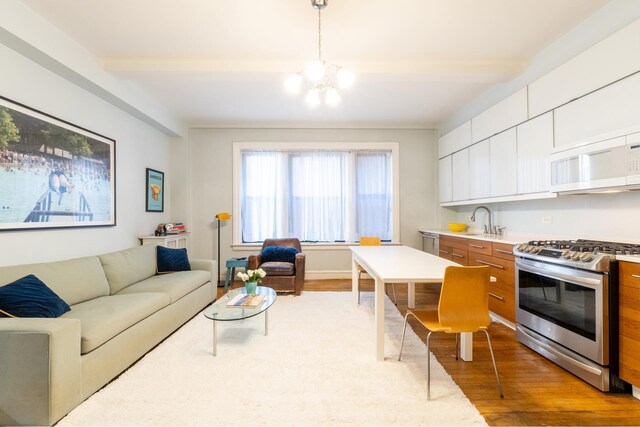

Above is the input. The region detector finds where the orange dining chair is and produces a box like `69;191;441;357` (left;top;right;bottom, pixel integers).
397;265;503;400
357;237;397;305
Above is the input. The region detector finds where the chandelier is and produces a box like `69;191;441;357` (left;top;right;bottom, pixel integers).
284;0;354;107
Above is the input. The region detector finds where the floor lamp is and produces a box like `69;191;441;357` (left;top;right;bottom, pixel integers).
215;212;231;287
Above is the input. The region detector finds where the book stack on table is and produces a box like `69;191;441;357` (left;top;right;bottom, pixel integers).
226;293;265;309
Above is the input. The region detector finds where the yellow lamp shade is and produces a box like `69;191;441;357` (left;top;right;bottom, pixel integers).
215;212;231;221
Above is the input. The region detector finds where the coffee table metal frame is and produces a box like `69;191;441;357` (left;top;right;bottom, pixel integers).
203;286;276;356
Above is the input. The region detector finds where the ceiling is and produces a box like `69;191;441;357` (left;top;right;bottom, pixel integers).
21;0;610;127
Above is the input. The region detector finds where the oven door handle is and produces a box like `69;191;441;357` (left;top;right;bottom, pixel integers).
516;259;602;288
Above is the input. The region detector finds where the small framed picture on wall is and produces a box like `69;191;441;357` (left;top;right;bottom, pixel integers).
145;168;164;212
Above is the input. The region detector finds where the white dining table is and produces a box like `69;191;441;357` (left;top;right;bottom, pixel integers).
350;245;476;362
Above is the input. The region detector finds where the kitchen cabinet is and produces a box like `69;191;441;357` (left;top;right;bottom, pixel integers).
529;19;640;118
554;72;640;149
452;149;470;201
517;112;553;194
472;88;528;143
619;261;640;387
438;156;453;203
490;128;517;197
439;235;468;265
469;139;491;199
439;121;472;158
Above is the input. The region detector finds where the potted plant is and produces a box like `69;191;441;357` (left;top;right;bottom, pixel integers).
237;268;266;294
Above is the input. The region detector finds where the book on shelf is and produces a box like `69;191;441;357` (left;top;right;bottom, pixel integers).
226;293;265;308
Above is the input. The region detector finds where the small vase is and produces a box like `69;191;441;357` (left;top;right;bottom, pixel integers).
245;281;258;294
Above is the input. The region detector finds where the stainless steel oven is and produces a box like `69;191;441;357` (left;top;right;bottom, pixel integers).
513;239;637;392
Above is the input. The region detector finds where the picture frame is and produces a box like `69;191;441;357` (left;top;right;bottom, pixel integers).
145;168;164;212
0;95;116;231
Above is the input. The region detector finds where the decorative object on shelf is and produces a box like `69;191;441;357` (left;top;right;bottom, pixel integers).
284;0;354;107
154;224;166;236
215;212;232;286
447;223;468;232
145;168;164;212
0;95;116;231
237;268;266;294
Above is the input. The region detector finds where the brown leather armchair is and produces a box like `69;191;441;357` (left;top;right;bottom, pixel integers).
248;238;305;295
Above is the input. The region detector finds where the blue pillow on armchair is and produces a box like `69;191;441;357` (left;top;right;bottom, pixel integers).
0;274;70;318
261;246;299;264
157;246;191;273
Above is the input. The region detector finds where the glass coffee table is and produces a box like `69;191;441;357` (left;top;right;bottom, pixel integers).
203;286;276;356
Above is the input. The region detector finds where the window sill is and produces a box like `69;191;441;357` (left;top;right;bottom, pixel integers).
230;242;400;251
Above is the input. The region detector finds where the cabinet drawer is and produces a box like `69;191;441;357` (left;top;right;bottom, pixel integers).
440;235;469;251
492;242;515;261
620;261;640;286
450;248;468;265
488;288;515;323
467;240;492;255
439;245;453;261
620;334;640;386
469;253;515;291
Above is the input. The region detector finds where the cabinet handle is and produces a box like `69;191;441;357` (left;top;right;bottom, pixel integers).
469;244;485;249
494;249;513;255
476;260;505;270
452;253;464;258
632;274;640;279
489;293;505;302
439;250;449;254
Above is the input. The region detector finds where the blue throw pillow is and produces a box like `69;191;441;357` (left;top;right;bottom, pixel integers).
0;274;70;318
261;246;299;264
157;246;191;273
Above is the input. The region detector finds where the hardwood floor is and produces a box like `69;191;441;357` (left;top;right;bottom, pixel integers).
220;279;640;426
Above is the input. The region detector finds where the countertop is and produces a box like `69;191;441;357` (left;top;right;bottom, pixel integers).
418;229;575;246
617;255;640;264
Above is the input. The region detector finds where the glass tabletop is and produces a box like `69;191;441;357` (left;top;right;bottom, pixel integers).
203;286;276;321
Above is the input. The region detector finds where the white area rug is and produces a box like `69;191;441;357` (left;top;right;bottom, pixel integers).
58;292;486;426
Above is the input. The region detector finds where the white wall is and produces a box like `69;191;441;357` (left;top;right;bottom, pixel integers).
183;128;439;279
0;42;175;266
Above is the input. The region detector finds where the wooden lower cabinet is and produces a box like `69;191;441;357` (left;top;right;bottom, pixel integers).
438;234;516;323
619;261;640;387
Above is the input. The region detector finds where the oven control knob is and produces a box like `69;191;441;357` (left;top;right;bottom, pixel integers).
525;245;535;253
571;252;582;261
580;253;594;262
516;244;526;252
563;250;573;259
530;247;541;254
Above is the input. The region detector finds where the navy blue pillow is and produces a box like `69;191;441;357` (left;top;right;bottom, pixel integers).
0;274;70;318
261;246;299;264
157;246;191;273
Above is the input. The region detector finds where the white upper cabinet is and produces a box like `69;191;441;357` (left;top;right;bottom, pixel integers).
554;72;640;149
438;156;453;203
517;112;553;194
438;121;472;158
452;149;470;201
472;88;528;143
529;19;640;118
469;139;491;199
489;128;518;197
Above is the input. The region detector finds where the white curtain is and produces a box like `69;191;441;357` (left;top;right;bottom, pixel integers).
240;149;392;243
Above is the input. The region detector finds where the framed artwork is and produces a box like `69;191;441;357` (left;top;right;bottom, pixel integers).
145;168;164;212
0;95;116;231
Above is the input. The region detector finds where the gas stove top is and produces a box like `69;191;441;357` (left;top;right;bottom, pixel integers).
513;239;640;273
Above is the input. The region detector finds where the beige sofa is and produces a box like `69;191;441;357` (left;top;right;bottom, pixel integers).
0;244;216;426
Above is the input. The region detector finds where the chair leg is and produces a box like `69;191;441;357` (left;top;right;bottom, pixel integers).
426;331;433;400
357;270;362;304
482;329;504;398
398;312;410;361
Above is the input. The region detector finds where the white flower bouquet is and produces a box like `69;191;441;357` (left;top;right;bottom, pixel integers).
237;268;267;284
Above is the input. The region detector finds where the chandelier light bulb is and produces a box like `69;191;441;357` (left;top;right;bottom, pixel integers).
305;87;322;107
284;73;303;94
337;68;354;89
325;87;341;106
305;59;326;82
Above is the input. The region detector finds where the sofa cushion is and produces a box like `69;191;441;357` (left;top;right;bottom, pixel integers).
62;293;169;354
99;244;157;294
0;275;71;318
0;256;110;305
261;246;299;264
260;261;295;276
156;246;191;273
116;270;210;303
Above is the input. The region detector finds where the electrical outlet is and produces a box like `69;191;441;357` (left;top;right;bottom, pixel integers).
542;216;553;224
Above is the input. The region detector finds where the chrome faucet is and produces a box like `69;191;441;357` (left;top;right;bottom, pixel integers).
471;205;494;234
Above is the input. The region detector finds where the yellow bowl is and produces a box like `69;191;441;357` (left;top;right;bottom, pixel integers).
447;223;467;232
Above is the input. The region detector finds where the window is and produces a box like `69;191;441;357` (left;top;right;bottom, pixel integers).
234;143;399;244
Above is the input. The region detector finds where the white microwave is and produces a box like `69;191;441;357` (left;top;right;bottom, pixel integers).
550;133;640;193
